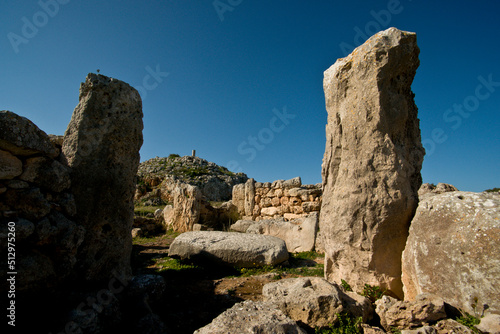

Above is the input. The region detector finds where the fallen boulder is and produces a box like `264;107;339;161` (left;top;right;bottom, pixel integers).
402;191;500;315
231;213;319;252
375;294;447;331
263;277;373;329
194;300;307;334
168;231;289;267
433;319;474;334
476;314;500;334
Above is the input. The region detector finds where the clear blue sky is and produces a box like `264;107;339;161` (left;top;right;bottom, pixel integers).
2;0;499;191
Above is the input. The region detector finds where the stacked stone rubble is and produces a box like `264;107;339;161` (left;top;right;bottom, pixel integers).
0;110;84;293
232;177;322;221
1;74;146;332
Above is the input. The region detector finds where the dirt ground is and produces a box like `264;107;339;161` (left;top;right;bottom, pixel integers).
131;234;324;333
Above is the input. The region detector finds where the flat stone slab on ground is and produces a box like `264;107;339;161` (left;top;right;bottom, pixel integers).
168;231;289;267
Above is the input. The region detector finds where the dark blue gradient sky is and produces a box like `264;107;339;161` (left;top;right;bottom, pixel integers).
2;0;499;191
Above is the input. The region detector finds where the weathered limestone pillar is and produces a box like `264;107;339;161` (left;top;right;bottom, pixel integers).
320;28;425;298
244;178;256;217
62;74;143;281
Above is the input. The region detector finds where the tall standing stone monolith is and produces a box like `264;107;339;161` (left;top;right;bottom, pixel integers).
319;28;425;298
62;73;143;281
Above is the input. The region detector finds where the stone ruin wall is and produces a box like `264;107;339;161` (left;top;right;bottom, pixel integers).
0;111;83;293
232;177;322;221
0;74;146;332
0;73;143;294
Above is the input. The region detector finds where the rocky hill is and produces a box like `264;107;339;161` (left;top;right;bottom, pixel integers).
136;155;248;202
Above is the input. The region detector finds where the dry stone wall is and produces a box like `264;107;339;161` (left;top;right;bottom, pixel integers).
232;177;322;221
0;74;145;332
0;110;83;293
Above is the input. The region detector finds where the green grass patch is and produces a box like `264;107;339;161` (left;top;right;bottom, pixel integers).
132;230;180;245
457;312;480;333
134;204;165;217
233;252;324;278
292;251;324;261
389;327;402;334
287;265;324;277
341;279;353;292
154;258;201;272
238;265;277;277
132;235;164;245
315;312;363;334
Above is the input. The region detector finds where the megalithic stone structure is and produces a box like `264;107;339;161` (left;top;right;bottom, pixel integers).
319;27;425;298
62;73;144;282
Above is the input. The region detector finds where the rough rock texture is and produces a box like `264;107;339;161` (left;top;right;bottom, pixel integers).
263;277;373;329
137;155;248;203
20;156;71;192
418;183;458;197
320;27;424;298
232;183;245;214
245;178;256;216
168;231;289;267
62;73;143;281
194;300;307;334
162;181;202;232
231;213;319;252
0;149;23;179
161;179;237;232
402;191;500;315
230;219;255;233
375;294;447;331
362;324;387;334
400;326;437;334
0;110;58;158
434;319;474;334
232;177;322;221
476;314;500;334
0;111;83;294
132;216;165;237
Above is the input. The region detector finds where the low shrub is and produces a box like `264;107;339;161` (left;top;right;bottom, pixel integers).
361;284;385;303
456;311;480;333
315;312;363;334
